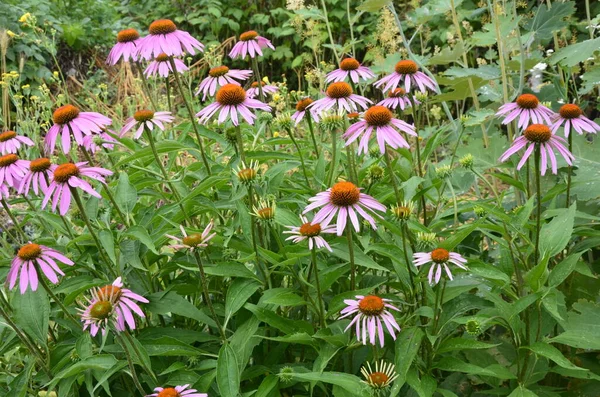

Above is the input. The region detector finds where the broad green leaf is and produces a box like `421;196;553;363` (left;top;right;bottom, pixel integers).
434;357;516;379
49;355;118;387
507;386;539;397
114;172;137;214
288;372;370;396
525;342;588;372
225;279;261;326
389;327;423;395
256;375;279;397
8;359;34;397
217;344;240;397
437;338;500;354
99;230;116;265
329;241;389;272
357;0;390;11
525;2;575;42
12;289;49;347
146;291;217;327
245;303;313;334
549;37;600;67
548;252;582;287
549;300;600;349
539;203;575;258
125;225;158;254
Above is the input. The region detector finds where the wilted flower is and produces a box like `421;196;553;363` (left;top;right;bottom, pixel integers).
361;360;399;389
7;243;74;293
340;295;401;346
496;94;555;129
196;84;271;126
413;248;468;285
0;130;34;155
374;60;438;94
325;58;375;84
195;65;252;100
144;53;188;78
46;104;112;154
229;30;274;59
120;110;174;139
551;104;600;137
165;221;216;251
137;19;204;60
107;28;141;65
283;215;336;251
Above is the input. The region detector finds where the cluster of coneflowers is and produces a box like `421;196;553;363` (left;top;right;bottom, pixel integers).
1;15;599;395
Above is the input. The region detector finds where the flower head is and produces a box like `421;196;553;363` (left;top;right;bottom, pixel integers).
342;105;416;155
361;361;399;389
235;160;259;184
144;53;189;78
195;65;252;100
391;201;415;221
7;243;74;293
46;104;112;154
374;60;438;94
551;104;600;137
107;28;141;65
496;94;555;129
292;98;318;125
83;131;118;153
247;81;279;99
283;215;336;251
166;221;216;251
80;277;148;336
137;19;204;60
303;181;386;235
377;88;418;111
196;84;271;126
308;82;372;117
251;198;276;222
42;162;113;215
499;124;574;175
146;385;207;397
340;295;401;346
229;30;275;59
413;248;467;285
120;110;174;139
18;157;53;196
0;130;34;155
0;154;29;188
325;58;375;84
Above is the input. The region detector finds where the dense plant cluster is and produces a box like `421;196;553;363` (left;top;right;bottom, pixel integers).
1;0;600;396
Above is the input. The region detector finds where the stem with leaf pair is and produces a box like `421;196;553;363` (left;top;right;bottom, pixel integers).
193;250;227;341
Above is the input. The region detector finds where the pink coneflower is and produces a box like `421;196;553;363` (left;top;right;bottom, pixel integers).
340;295;401;347
83;131;117;153
496;94;555;129
308;82;372;116
0;154;29;188
80;277;148;336
292;98;318;125
303;181;386;235
195;65;252;100
18;158;52;196
377;88;418;111
42;162;113;215
283;215;336;252
342;105;416;155
413;248;467;286
106;28;141;65
551;104;600;137
0;184;8;199
46;104;112;154
144;53;188;78
120;110;174;139
146;385;207;397
137;19;204;60
0;130;34;155
246;81;278;99
229;30;274;59
196;84;271;126
499;124;574;175
165;221;215;251
374;60;438;94
326;58;375;84
7;243;74;294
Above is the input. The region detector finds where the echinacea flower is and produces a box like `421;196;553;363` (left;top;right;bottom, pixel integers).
361;361;399;389
0;130;34;154
499;124;574;175
146;385;207;397
46;104;112;154
251;198;276;222
283;215;336;251
496;94;555;129
83;131;117;153
374;60;438;94
413;248;467;286
0;154;29;188
235;160;259;184
308;82;372;117
7;243;74;294
196;84;271;126
144;53;188;78
120;110;174;139
377;88;418;111
18;158;52;196
137;19;204;60
303;181;386;235
80;277;148;336
342;105;416;155
166;221;216;251
551;104;600;137
292;98;318;125
42;162;113;215
195;65;252;100
229;30;274;59
325;58;375;84
340;295;401;346
246;81;278;99
106;28;141;65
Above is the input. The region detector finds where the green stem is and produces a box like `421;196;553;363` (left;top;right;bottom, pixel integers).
414;131;427;226
327;130;338;186
446;178;458;228
193;251;227;341
102;182;129;227
115;333;146;396
401;222;414;301
1;198;27;241
248;185;272;288
306;116;320;157
287;127;312;189
565;133;572;208
165;76;172;114
319;0;341;63
311;247;326;328
384;149;402;204
432;278;447;334
236;125;246;163
123;331;158;383
135;62;158;110
347;227;356;290
36;265;81;328
251;57;265;102
167;57;212;175
533;146;542;266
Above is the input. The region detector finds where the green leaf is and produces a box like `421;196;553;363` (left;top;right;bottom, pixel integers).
225;279;261;326
548;252;582;287
525;342;588;371
125;225;158;254
255;375;279;397
114;172;137;214
329;241;389;272
146;291;217;327
98;230;116;264
49;355;118;387
244;303;313;334
357;0;390;11
389;327;423;395
507;386;539;397
549;38;600;67
549;300;600;349
288;372;370;396
539;203;575;258
8;359;34;397
217;344;240;397
12;289;49;347
434;357;516;379
437;338;500;354
525;2;575;42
